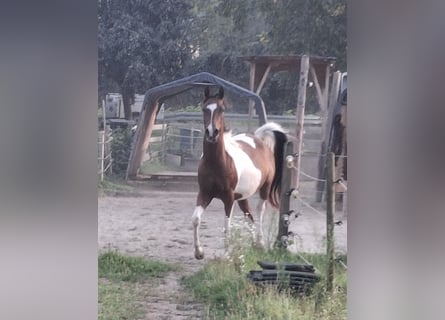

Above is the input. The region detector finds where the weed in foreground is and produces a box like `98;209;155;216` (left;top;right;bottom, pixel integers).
99;250;178;282
182;226;347;320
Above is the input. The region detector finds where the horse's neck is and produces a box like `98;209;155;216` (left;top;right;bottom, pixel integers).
202;137;226;166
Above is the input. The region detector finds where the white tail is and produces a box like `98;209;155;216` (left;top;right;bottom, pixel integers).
254;122;286;150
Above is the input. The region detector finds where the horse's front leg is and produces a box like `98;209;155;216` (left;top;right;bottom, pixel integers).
192;194;211;260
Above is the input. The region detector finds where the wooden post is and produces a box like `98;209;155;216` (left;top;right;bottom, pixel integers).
326;152;335;293
248;62;256;133
277;141;294;246
293;55;310;190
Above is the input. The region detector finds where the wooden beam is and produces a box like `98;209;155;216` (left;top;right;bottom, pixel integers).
255;64;271;94
323;64;331;116
293;55;310;191
310;64;323;108
248;62;256;133
126;102;159;179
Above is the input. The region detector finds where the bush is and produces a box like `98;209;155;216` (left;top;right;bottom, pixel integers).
110;127;133;177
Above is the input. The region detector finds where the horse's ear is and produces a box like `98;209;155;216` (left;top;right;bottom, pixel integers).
204;87;210;100
218;86;224;99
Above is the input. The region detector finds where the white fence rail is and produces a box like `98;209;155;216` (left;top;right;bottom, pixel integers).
98;128;113;181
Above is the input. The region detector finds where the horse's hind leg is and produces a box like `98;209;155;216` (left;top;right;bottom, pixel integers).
223;197;234;231
238;199;258;243
238;199;254;222
256;199;267;247
192;194;211;260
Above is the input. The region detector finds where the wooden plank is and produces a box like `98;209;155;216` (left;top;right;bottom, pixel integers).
150;171;197;177
149;136;163;143
152;123;166;131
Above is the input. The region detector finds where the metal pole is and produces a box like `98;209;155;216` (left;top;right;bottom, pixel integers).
316;71;341;202
101;100;106;181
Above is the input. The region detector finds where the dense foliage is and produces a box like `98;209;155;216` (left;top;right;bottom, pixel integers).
99;0;347;116
109;127;133;177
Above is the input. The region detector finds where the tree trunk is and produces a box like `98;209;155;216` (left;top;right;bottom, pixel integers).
122;93;133;120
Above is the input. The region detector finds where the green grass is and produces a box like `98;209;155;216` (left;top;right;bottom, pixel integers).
99;250;178;282
140;158;181;173
98;280;143;320
98;177;135;196
98;251;180;320
182;245;347;320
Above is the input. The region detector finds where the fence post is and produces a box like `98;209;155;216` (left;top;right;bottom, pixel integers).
277;141;294;247
326;152;335;293
293;55;310;190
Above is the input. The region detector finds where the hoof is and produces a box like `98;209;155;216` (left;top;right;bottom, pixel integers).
256;236;266;249
194;247;204;260
244;212;254;223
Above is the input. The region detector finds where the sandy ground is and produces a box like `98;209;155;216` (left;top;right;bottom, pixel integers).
98;184;347;319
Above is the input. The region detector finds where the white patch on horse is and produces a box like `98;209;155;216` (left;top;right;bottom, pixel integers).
192;205;205;256
233;134;256;149
224;133;262;200
206;103;218;135
192;205;204;226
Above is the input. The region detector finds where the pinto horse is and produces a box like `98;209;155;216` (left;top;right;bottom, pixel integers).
192;86;287;259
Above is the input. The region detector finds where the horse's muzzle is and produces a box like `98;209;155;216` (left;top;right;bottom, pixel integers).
205;128;219;143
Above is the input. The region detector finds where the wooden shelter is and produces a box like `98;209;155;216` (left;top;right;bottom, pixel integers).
241;55;335;117
241;55;337;192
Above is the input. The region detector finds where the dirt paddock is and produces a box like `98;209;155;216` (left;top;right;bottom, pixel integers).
98;183;347;319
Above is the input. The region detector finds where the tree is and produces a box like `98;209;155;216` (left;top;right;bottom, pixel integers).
185;0;347;114
98;0;347;116
98;0;194;118
259;0;347;70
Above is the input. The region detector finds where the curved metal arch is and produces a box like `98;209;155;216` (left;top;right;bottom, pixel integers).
126;72;267;179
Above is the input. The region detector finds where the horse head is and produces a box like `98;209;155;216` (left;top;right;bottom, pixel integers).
202;86;225;144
